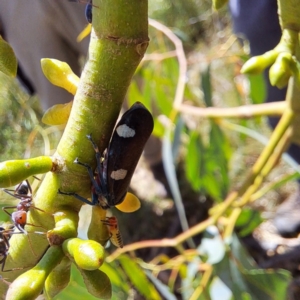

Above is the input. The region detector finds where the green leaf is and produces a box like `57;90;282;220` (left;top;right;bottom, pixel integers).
53;264;103;300
205;122;231;199
0;36;17;77
214;235;291;300
248;73;266;104
201;65;213;107
100;262;130;293
236;209;263;237
118;255;161;300
242;268;290;300
185;130;204;191
128;81;146;107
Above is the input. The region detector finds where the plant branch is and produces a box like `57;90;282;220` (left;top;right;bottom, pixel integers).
0;0;149;294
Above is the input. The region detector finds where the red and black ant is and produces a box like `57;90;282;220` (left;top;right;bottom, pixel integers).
2;179;46;257
0;225;25;272
3;180;45;235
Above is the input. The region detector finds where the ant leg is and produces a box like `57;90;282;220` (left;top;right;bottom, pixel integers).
2;207;16;217
26;234;37;257
25;179;32;195
0;275;11;285
30;206;45;213
58;190;95;206
0;256;7;272
3;190;23;200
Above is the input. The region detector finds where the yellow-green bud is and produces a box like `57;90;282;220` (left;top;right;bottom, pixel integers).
42;100;73;125
0;156;53;187
63;238;105;270
44;256;71;298
78;267;112;299
6;247;64;300
269;53;294;89
47;211;79;245
41;58;79;95
241;50;278;74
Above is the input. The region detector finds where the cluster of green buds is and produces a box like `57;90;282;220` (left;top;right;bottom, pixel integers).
241;29;300;89
0;163;112;299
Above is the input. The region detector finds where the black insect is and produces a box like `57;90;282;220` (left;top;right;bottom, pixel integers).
68;0;93;23
0;225;24;272
85;0;93;23
3;180;45;235
59;102;154;209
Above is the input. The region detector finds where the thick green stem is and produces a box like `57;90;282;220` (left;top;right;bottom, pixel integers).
0;0;148;295
278;0;300;31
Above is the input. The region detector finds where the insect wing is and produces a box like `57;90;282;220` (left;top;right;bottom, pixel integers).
106;102;154;206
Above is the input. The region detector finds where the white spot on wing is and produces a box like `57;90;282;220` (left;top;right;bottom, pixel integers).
116;124;135;138
111;169;127;180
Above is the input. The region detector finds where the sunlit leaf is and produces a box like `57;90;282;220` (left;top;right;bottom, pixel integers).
207;122;231;199
236;209;263;237
118;255;161;300
100;262;130;293
248;73;266;104
53;264;103;300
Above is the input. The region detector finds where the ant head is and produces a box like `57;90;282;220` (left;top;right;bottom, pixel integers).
16;180;31;196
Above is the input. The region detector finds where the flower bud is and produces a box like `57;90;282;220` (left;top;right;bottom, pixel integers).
63;238;105;270
269;53;294;89
42;100;73;125
241;50;278;74
41;58;79;95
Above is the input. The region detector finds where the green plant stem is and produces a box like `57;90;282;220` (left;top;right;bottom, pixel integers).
235;127;293;207
251;173;300;202
223;208;242;239
210;105;295;216
278;0;300;31
178;101;286;119
0;0;148;293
